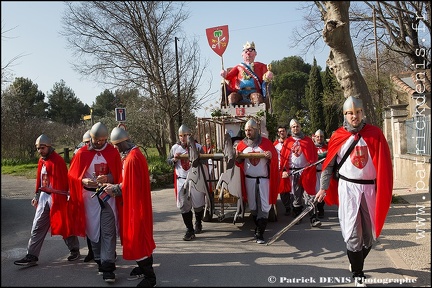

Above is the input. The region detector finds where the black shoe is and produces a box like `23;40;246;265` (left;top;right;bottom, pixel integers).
354;276;367;287
103;271;116;283
293;211;302;225
194;222;203;234
127;266;144;281
95;260;103;275
14;254;38;266
256;234;265;244
183;229;196;241
83;252;94;262
353;272;367;287
137;277;157;287
293;207;303;222
67;250;80;261
311;217;322;228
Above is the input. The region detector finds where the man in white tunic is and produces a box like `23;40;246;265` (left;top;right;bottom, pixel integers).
235;119;278;244
167;124;206;241
316;96;393;287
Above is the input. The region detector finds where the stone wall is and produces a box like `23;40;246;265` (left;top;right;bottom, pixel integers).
384;105;431;189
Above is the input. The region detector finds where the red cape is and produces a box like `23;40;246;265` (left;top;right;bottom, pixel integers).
273;140;290;194
322;124;393;238
36;151;70;238
202;144;214;154
120;148;156;260
280;136;318;195
67;144;122;238
236;137;279;204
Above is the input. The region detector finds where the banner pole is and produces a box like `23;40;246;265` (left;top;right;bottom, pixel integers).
221;56;228;107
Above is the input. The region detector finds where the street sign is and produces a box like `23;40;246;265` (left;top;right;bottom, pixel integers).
115;108;126;122
83;115;91;120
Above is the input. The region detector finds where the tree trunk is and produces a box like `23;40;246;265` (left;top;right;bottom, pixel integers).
320;1;378;125
168;115;177;148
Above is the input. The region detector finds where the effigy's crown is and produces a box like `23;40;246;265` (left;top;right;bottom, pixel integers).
242;41;255;51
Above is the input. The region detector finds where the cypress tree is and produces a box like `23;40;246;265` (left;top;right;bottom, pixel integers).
305;58;325;136
323;66;344;137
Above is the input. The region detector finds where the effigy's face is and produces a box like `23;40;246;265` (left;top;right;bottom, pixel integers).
242;48;256;63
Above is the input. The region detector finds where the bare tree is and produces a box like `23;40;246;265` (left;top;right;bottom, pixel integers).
292;1;431;125
61;1;210;150
1;21;28;89
365;1;431;66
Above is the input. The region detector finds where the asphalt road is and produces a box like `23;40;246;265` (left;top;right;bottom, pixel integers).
1;174;430;287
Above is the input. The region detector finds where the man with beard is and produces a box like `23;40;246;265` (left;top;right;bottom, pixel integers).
280;119;319;227
167;124;206;240
14;134;80;267
315;96;393;287
235;119;278;244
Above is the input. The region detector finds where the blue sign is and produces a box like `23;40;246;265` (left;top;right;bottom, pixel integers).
115;108;126;122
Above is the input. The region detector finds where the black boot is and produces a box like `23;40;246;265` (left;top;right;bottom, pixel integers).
293;206;303;224
99;261;116;282
84;237;94;262
181;211;195;241
256;218;268;244
252;215;258;238
309;204;322;228
194;210;204;234
310;214;322;227
317;202;325;218
95;259;102;274
362;246;371;260
347;249;365;279
136;255;157;287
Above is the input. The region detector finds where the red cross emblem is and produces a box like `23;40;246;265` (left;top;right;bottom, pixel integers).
350;146;368;169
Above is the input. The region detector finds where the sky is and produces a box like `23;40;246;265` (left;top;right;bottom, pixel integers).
1;1;329;117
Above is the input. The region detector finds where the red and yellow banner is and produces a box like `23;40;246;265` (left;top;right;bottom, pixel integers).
206;25;229;57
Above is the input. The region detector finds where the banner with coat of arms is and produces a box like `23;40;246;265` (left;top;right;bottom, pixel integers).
206;25;229;57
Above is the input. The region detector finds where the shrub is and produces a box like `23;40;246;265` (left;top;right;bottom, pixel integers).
147;155;173;189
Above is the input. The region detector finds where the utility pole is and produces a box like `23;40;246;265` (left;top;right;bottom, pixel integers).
373;7;382;108
175;37;182;124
